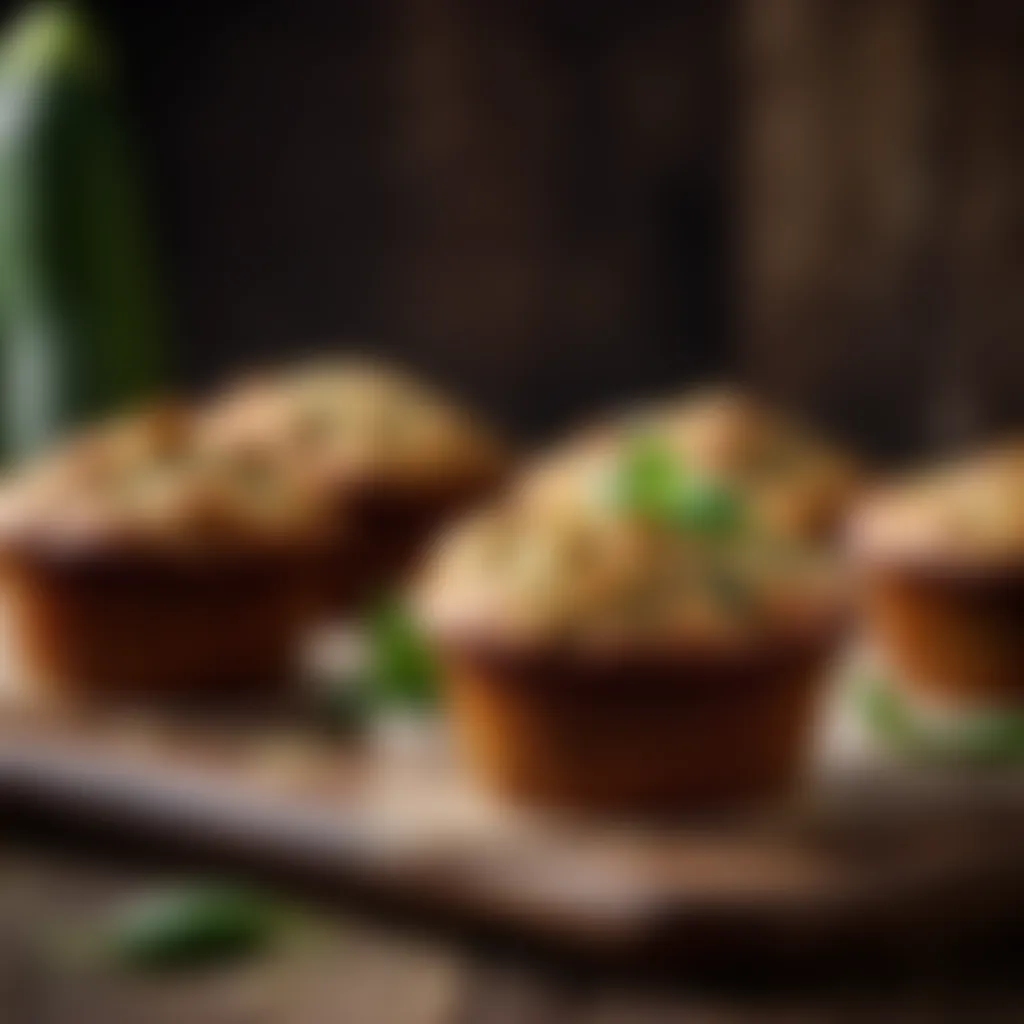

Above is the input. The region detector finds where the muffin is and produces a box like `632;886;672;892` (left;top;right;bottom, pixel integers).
519;389;859;544
417;475;846;812
203;359;510;613
852;442;1024;706
0;406;330;700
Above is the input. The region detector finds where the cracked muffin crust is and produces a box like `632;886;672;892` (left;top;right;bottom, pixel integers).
203;359;511;613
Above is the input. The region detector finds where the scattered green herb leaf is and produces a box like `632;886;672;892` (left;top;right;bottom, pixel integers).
107;884;283;971
857;676;1024;765
364;599;438;710
604;435;679;520
670;475;742;537
607;435;744;537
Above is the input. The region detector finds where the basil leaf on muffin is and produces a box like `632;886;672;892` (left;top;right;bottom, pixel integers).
606;434;680;521
606;434;744;538
670;475;743;537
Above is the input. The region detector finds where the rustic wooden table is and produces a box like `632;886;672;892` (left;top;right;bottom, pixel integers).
3;829;1024;1024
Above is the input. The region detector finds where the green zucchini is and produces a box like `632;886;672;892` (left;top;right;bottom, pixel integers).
0;1;166;460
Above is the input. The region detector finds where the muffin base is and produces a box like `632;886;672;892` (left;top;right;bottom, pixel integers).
863;563;1024;706
1;549;311;701
438;636;838;813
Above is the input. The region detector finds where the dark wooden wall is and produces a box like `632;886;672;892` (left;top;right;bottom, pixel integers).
742;0;1024;458
38;0;1024;452
94;0;732;439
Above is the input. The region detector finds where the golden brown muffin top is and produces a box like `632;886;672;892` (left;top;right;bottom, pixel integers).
851;442;1024;567
417;463;843;653
517;389;858;543
201;359;509;494
0;406;331;557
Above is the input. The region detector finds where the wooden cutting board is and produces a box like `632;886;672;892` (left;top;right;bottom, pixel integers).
3;680;1024;970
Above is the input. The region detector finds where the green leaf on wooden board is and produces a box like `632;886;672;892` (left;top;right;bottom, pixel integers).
106;884;287;970
857;675;1024;765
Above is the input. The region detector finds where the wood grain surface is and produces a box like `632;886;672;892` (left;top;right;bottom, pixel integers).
5;692;1024;983
5;837;1024;1022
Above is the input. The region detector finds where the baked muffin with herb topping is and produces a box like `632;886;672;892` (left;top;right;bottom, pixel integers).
417;450;846;811
0;406;329;700
852;442;1024;705
204;359;510;613
520;389;858;544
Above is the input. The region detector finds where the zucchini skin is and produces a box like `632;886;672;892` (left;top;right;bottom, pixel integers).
0;2;166;459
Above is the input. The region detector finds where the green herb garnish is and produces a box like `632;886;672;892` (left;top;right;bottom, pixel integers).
670;474;742;536
106;884;284;970
364;599;439;710
313;601;438;728
605;435;678;519
607;435;744;537
858;676;1024;764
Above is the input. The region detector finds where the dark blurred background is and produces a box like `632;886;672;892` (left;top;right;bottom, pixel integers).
13;0;1024;456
